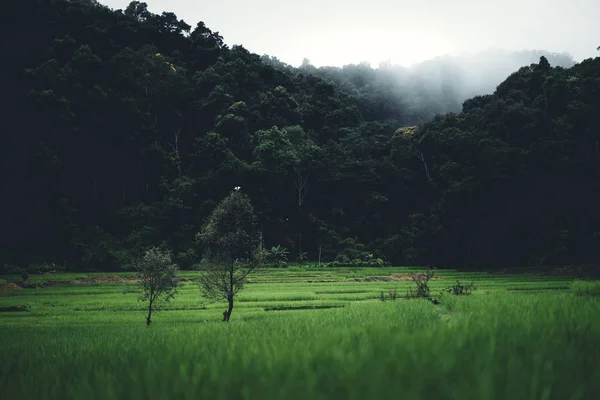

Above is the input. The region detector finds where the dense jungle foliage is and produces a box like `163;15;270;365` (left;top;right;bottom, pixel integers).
2;0;599;271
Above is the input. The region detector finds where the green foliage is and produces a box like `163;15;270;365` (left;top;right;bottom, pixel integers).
2;0;599;273
27;263;66;274
296;251;308;263
197;189;262;266
407;267;436;298
173;248;199;270
1;264;22;275
130;247;179;325
379;287;399;301
444;280;477;296
197;188;262;321
325;253;387;268
570;280;600;297
1;263;66;285
268;245;289;268
21;281;46;289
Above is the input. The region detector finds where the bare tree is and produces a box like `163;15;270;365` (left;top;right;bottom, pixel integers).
196;188;262;322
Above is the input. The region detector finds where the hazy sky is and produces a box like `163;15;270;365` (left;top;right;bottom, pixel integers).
100;0;599;67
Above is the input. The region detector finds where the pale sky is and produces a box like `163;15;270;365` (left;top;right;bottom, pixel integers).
100;0;599;67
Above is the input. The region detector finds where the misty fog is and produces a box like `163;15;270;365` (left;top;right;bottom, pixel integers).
261;49;576;125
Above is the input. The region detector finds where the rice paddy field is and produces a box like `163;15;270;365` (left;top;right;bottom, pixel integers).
1;266;599;399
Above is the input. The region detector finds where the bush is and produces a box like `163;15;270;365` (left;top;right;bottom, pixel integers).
22;281;46;289
1;264;22;275
407;267;435;298
444;280;477;296
326;254;389;268
0;264;58;282
1;265;32;286
335;254;351;264
27;263;66;274
174;248;199;270
379;287;399;302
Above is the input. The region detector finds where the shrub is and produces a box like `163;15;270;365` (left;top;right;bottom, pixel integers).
335;254;351;264
174;248;199;270
27;263;66;274
444;280;477;296
327;254;389;268
407;267;435;298
21;281;46;289
1;264;22;275
379;287;399;302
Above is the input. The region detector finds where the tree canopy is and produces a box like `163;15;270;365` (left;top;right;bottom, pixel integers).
197;188;262;321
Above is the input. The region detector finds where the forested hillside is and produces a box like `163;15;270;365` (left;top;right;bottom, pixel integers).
268;49;575;124
2;0;599;271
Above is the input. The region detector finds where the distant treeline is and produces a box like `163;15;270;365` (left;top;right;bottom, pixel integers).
1;0;599;271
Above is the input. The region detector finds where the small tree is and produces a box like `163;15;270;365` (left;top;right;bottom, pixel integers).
132;247;179;326
408;266;436;298
197;188;262;322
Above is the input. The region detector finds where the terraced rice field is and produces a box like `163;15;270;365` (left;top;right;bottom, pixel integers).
1;267;599;399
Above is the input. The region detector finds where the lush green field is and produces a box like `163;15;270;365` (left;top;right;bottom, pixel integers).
1;267;599;399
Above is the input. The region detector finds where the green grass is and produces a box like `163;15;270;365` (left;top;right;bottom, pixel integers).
570;280;600;297
1;267;599;399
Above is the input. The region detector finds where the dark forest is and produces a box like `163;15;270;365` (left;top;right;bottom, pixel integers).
2;0;599;271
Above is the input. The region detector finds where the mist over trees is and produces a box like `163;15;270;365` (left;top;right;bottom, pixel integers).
2;0;599;272
268;49;575;124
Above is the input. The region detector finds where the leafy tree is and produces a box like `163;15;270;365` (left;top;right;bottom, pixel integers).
196;188;262;321
131;247;179;325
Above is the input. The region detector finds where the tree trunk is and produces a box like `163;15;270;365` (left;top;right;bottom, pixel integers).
225;263;234;322
260;223;264;252
146;300;153;326
318;244;322;266
225;296;233;322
